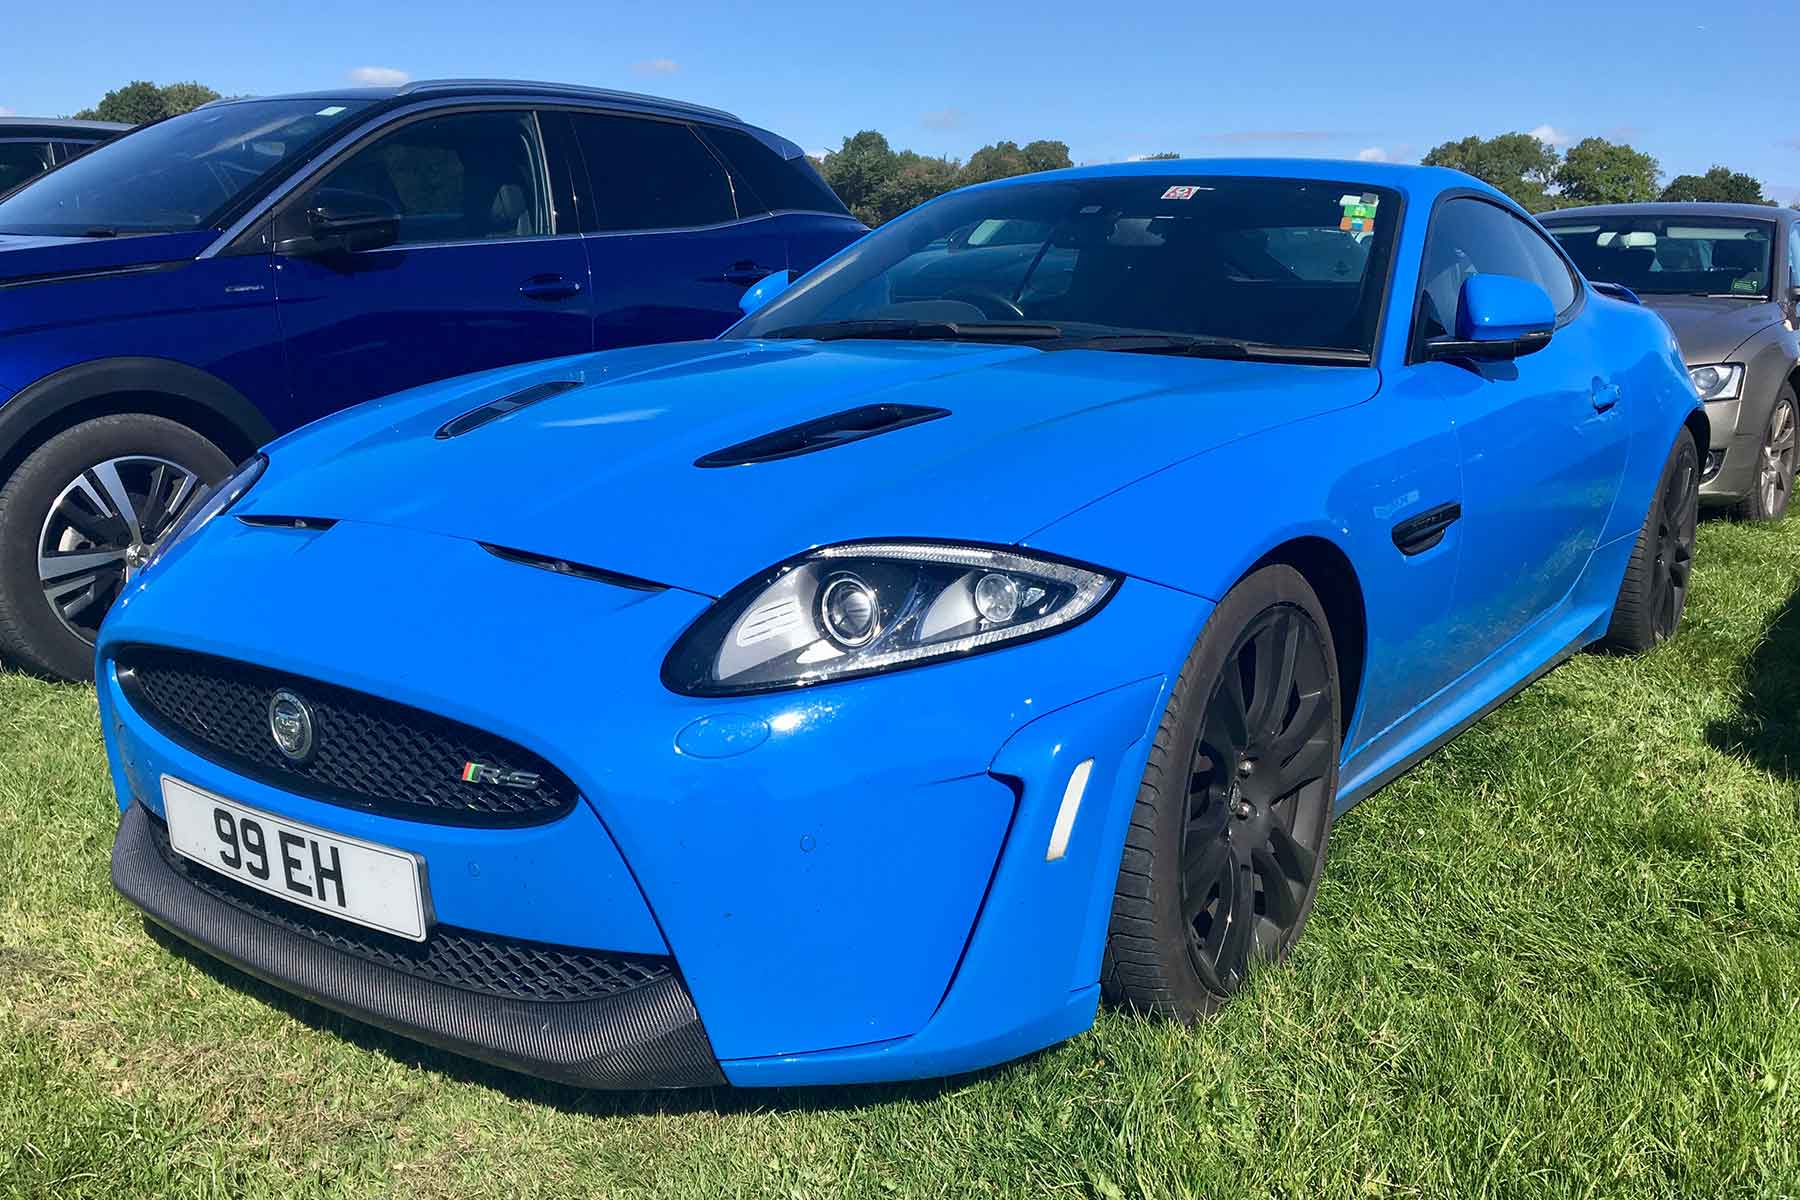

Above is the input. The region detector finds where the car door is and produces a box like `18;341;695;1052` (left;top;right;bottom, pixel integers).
556;110;788;348
1416;196;1630;678
272;108;593;425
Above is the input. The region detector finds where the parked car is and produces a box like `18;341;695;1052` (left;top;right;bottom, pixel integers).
0;80;863;680
0;117;129;195
102;161;1700;1089
1541;203;1798;520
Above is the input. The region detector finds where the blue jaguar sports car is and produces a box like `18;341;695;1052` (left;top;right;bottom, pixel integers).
100;160;1702;1089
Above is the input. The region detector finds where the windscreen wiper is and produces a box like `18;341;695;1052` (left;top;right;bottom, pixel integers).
762;319;1067;343
1056;332;1371;365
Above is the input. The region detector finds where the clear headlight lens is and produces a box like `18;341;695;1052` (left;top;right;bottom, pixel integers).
1689;363;1745;402
139;454;267;574
663;541;1120;696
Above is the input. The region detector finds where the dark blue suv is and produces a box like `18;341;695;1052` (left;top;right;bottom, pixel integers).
0;80;863;679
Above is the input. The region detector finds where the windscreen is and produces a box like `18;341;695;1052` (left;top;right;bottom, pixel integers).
1542;215;1775;298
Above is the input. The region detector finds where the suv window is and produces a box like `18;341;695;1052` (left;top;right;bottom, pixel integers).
0;142;53;193
569;113;736;232
1417;198;1575;345
1789;224;1800;295
296;110;550;247
697;126;849;217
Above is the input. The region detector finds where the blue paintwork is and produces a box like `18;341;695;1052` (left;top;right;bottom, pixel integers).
99;159;1700;1087
738;269;792;315
0;86;862;445
1457;274;1557;342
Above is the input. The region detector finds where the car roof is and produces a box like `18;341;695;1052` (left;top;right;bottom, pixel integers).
958;157;1510;206
1544;201;1791;224
202;79;740;125
0;117;132;137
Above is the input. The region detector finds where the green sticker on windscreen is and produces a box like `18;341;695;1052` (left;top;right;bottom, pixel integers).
1731;277;1760;294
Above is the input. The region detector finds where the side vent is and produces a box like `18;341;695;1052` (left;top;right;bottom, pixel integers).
480;544;670;592
237;515;338;531
695;404;950;468
437;379;583;440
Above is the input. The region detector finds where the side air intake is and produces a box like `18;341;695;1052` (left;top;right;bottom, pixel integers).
436;379;583;439
695;403;950;468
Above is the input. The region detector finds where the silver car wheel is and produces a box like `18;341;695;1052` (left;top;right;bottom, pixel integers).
1759;398;1796;518
36;455;202;645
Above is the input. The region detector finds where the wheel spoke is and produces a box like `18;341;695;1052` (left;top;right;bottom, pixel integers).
1180;835;1232;923
1205;670;1250;760
1267;688;1328;765
39;547;127;583
89;460;144;546
1245;613;1298;739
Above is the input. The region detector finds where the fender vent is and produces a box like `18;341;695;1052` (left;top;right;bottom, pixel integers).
437;379;583;439
695;403;950;467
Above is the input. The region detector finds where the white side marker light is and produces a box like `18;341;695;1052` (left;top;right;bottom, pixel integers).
1046;758;1095;862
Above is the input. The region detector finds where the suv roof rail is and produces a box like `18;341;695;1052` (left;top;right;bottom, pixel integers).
394;79;741;123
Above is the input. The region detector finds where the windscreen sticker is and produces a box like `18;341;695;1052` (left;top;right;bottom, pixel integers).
1731;277;1760;294
1340;192;1379;234
1161;185;1201;201
316;105;347;116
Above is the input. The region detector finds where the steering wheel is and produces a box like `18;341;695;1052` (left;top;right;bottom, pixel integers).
943;288;1027;321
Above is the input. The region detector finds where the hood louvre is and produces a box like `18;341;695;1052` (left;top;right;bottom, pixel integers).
695;403;950;468
437;379;583;440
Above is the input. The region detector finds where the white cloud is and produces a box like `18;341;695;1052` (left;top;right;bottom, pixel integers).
348;66;410;86
0;106;15;117
1528;123;1572;147
921;108;966;131
632;57;680;76
807;148;831;161
1356;146;1388;162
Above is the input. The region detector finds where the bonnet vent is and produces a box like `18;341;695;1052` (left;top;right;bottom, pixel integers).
437;379;583;439
695;403;950;468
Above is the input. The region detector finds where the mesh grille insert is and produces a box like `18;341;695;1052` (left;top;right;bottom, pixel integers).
150;813;670;1003
115;646;577;825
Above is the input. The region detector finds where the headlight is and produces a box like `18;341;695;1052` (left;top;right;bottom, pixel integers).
663;541;1120;696
1689;364;1744;402
139;454;267;573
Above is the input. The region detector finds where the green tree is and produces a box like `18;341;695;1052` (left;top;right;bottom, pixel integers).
1555;137;1660;206
1660;165;1770;204
820;131;1072;226
1421;132;1560;211
817;131;902;226
74;80;221;125
956;139;1071;187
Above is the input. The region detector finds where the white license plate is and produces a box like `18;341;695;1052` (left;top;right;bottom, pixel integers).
161;775;429;941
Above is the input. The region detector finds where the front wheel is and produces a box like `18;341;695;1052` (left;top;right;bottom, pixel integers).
1102;564;1340;1019
1733;386;1796;522
0;414;233;681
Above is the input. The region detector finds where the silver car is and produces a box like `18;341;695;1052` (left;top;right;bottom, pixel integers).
1543;203;1798;520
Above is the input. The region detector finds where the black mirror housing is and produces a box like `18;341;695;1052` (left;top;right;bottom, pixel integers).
274;202;400;257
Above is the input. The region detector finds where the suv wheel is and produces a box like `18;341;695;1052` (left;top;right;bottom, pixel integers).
0;414;233;681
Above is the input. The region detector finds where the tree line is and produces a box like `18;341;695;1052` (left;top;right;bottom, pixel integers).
64;82;1788;218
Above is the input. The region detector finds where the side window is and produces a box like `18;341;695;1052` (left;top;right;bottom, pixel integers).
568;114;736;232
1512;220;1579;313
295;110;550;247
697;125;850;217
1416;198;1571;345
1788;225;1800;295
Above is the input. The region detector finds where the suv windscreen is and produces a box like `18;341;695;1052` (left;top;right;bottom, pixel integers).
731;175;1398;356
1542;215;1776;298
0;142;55;194
0;99;372;236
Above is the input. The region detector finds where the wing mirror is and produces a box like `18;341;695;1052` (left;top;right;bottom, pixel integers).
1424;274;1556;363
738;269;792;316
274;193;400;257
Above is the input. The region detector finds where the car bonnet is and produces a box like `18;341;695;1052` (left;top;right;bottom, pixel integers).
241;340;1380;595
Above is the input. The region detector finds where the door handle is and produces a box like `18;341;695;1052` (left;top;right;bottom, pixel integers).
716;260;777;286
1392;502;1462;556
1591;381;1621;412
519;274;584;301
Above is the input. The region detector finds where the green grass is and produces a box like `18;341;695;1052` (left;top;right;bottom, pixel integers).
4;517;1800;1200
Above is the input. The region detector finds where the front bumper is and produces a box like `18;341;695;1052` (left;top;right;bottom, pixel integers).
112;803;723;1088
100;517;1209;1086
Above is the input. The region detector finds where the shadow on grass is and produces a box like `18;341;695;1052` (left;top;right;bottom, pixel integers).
1706;583;1800;780
145;923;1027;1117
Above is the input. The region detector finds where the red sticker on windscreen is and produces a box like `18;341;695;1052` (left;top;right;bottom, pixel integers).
1161;185;1200;200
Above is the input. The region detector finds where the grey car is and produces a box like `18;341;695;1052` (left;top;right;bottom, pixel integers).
1543;203;1798;520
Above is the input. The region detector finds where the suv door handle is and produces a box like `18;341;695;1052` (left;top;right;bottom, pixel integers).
519;274;583;301
1591;381;1621;412
716;260;777;286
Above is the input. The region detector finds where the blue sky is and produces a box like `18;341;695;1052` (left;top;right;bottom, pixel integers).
9;0;1795;202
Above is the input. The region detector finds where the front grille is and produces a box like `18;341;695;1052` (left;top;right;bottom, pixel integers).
114;646;577;825
149;813;670;1003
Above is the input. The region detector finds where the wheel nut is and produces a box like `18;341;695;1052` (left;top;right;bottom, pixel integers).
1233;801;1252;819
1237;759;1254;776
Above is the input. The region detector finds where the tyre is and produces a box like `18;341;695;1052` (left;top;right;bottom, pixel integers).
0;414;233;681
1102;564;1340;1019
1732;386;1796;522
1602;427;1698;653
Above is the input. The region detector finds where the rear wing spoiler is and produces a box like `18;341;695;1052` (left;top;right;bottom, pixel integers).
1588;280;1642;305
